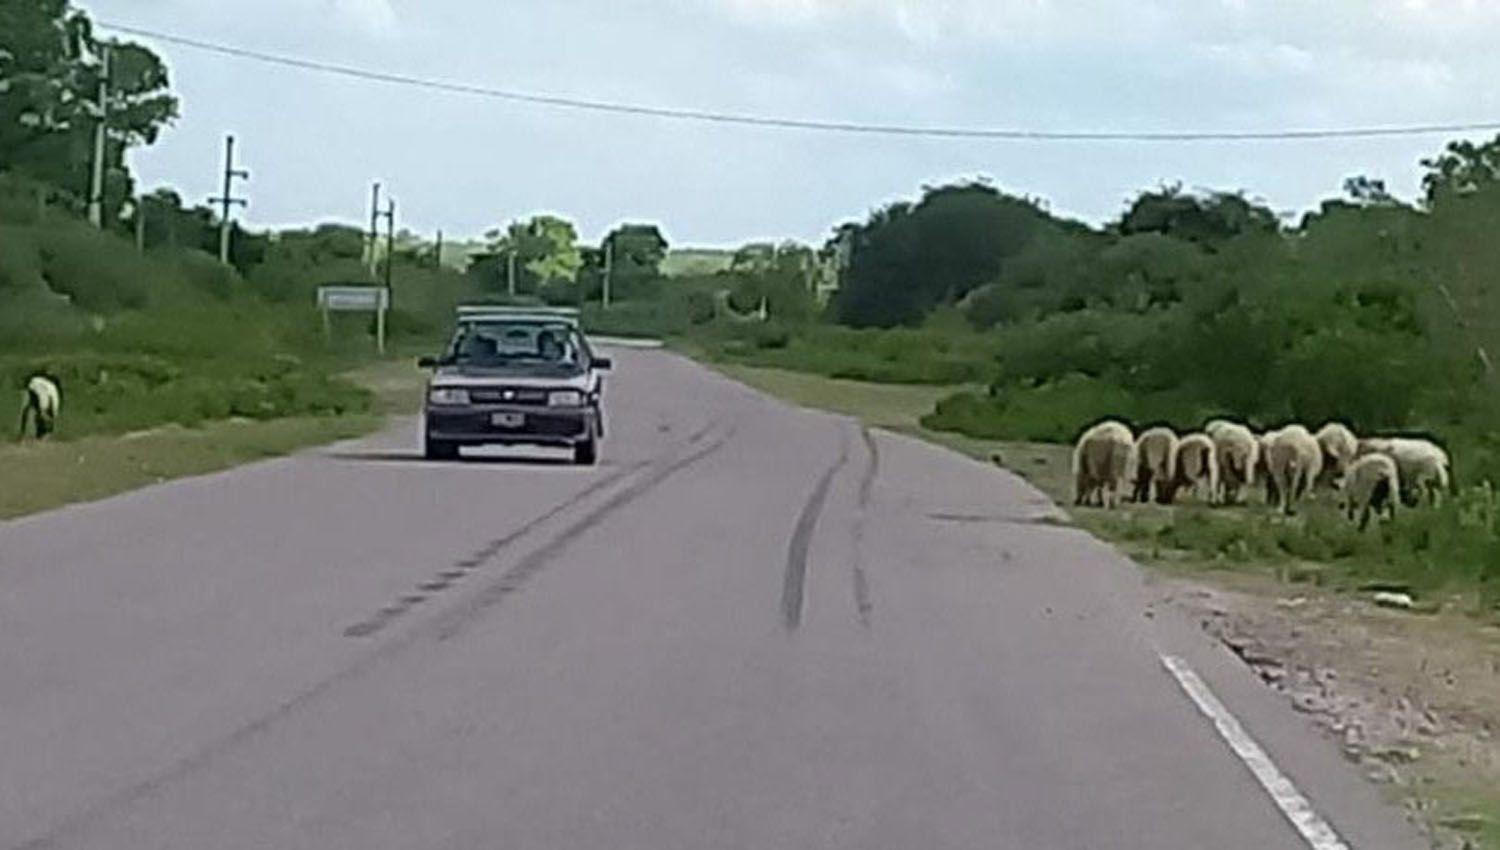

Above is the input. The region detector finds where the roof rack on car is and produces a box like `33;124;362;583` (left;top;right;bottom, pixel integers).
455;305;581;325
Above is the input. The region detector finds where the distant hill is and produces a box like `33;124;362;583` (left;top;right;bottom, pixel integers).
662;248;733;277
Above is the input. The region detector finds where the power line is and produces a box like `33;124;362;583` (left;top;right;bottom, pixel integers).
98;20;1500;143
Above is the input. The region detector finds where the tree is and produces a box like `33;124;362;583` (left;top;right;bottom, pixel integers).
594;223;669;300
730;242;776;274
474;215;583;295
135;188;214;251
831;182;1054;327
1118;186;1278;246
605;224;669;275
1342;175;1397;207
725;240;818;321
1421;134;1500;206
0;2;178;220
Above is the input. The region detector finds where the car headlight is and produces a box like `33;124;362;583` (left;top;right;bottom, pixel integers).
428;387;470;405
547;390;584;407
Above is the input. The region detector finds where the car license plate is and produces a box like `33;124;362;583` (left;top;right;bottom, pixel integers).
491;412;524;428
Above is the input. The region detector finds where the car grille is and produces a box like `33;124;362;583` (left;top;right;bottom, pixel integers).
467;387;549;405
429;411;586;437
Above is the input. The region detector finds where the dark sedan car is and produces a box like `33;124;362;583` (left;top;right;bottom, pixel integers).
419;307;610;464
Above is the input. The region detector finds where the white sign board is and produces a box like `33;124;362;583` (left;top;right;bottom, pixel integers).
318;286;388;311
316;286;389;352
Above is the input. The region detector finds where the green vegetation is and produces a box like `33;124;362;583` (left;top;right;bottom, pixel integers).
0;5;494;470
662;248;732;277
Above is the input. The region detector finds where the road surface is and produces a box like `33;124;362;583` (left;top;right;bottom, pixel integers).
0;349;1423;849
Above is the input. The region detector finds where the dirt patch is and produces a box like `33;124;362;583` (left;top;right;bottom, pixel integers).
1156;573;1500;849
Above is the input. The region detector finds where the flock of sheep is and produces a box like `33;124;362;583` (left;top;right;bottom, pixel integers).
1072;418;1454;528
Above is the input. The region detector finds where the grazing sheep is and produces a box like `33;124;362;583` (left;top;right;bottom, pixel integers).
1315;422;1359;487
1164;432;1218;504
1357;437;1452;507
1132;426;1179;504
1265;425;1324;515
1209;420;1259;505
1204;419;1235;439
17;375;60;440
1073;420;1136;509
1342;453;1400;530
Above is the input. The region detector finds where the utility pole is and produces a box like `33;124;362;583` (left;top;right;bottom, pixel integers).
379;197;396;295
87;45;111;228
207;135;249;265
602;238;613;310
507;248;517;297
134;199;145;252
434;229;443;269
367;182;382;275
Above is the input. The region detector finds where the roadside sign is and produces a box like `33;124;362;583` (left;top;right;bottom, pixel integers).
319;286;388;311
316;285;390;353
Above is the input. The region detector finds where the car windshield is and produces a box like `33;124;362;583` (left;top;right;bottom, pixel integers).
446;320;582;368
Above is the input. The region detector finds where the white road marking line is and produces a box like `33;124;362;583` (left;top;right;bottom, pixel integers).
1160;655;1352;850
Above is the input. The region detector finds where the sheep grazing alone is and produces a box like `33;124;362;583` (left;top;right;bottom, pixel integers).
1165;432;1218;504
1207;420;1259;505
1131;426;1178;504
1073;420;1136;509
1315;422;1359;487
17;375;60;440
1342;453;1400;530
1357;437;1453;507
1265;425;1324;515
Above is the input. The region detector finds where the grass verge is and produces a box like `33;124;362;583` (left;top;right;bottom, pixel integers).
0;414;379;520
0;358;425;520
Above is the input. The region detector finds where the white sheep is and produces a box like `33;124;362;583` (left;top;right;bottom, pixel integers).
1208;420;1259;505
1357;437;1452;507
1131;426;1179;505
1167;432;1219;504
17;375;61;440
1342;453;1400;530
1315;422;1359;487
1266;425;1324;515
1073;420;1136;509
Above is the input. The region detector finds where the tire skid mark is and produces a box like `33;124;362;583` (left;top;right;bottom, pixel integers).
434;423;737;642
340;460;648;639
851;426;879;628
857;426;880;509
15;425;736;850
782;427;851;631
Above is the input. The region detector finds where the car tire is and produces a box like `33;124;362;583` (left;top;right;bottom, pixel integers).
425;437;459;461
573;436;598;466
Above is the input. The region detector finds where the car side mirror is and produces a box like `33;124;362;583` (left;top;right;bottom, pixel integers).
417;356;440;369
592;357;612;371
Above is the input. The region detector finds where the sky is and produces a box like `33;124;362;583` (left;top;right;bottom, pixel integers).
86;0;1500;247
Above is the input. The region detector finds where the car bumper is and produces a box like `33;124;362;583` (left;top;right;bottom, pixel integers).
424;404;598;447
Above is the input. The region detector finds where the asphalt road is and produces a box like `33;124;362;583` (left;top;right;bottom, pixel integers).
0;349;1425;849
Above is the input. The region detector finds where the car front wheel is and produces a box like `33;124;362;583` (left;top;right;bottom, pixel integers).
425;436;459;461
573;436;598;466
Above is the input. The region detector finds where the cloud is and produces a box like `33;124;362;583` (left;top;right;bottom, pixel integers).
328;0;398;37
713;0;1500;53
